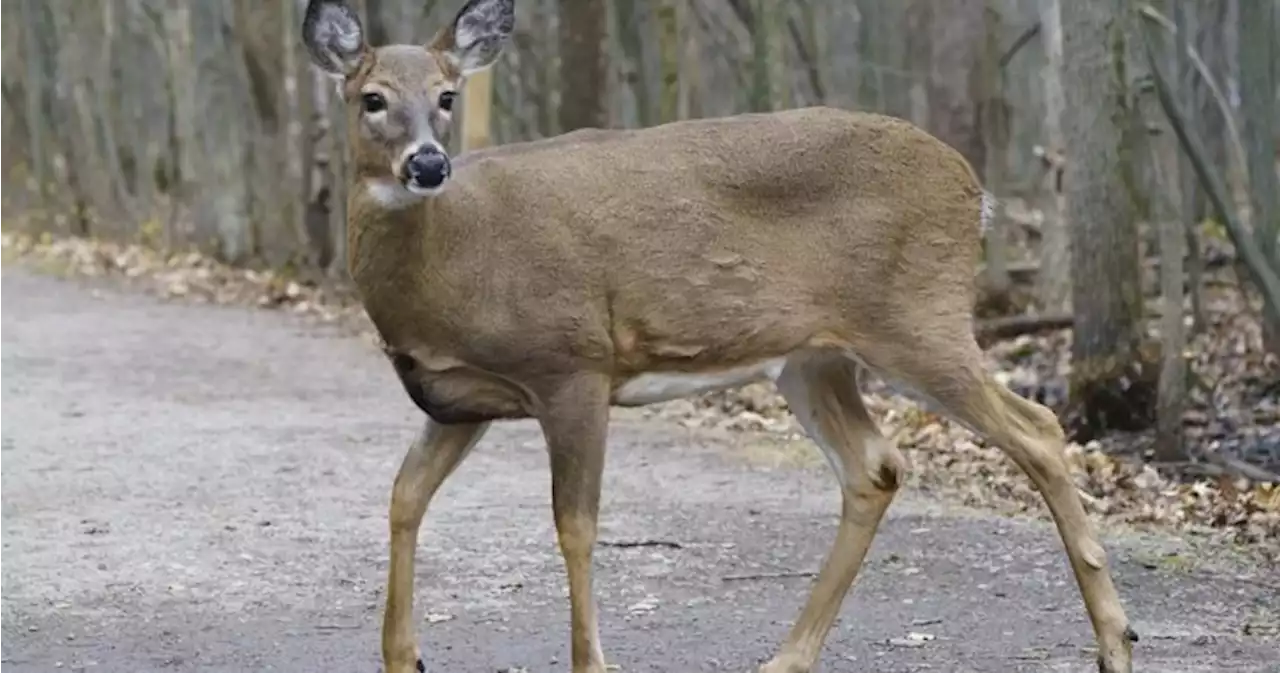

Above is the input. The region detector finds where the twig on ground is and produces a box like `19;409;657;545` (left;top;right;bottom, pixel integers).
1172;456;1280;484
599;539;684;550
721;570;817;582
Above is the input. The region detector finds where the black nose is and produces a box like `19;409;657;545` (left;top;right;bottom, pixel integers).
405;149;451;189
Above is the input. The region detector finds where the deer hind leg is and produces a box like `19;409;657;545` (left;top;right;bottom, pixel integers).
760;350;905;673
867;332;1136;673
382;420;489;673
537;373;612;673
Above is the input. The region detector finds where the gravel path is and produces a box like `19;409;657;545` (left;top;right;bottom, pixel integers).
2;269;1276;673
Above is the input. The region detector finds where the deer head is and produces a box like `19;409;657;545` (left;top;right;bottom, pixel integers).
302;0;514;204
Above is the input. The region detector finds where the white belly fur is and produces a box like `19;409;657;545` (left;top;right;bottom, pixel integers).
612;357;788;406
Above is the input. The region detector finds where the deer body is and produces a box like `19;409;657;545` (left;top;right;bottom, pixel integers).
302;2;1136;672
353;108;984;422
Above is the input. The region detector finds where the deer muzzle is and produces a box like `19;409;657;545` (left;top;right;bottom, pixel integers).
403;147;451;191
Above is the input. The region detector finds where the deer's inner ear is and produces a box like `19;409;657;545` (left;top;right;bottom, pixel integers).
303;0;369;76
429;0;515;76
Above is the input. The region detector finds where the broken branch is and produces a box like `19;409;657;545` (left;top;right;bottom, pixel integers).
721;570;817;582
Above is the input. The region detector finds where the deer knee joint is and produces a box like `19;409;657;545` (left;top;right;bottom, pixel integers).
870;448;906;493
872;460;902;492
860;439;906;494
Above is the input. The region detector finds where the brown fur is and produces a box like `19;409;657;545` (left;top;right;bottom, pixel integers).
308;9;1135;673
348;102;985;416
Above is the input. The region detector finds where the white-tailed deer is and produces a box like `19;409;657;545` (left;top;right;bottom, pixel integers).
301;1;1137;671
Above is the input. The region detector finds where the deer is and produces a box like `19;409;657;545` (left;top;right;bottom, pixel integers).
300;1;1137;671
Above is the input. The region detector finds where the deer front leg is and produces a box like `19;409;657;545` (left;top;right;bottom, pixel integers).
538;374;611;673
383;420;489;673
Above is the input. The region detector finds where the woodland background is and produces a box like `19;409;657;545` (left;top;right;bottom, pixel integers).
2;1;1279;514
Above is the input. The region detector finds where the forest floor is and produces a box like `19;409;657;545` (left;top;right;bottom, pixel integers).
3;261;1279;673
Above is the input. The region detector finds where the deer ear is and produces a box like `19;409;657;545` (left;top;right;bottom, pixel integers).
303;0;369;77
429;0;515;76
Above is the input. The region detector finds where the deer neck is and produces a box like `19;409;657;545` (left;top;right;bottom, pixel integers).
345;178;458;334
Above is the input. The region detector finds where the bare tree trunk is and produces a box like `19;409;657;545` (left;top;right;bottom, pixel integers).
527;0;559;137
1061;0;1156;438
1173;3;1205;333
363;0;389;46
748;0;774;113
280;0;310;262
878;1;910;118
851;1;907;116
1153;0;1189;462
18;0;50;217
927;0;985;177
557;0;607;132
676;0;702;121
204;2;255;263
656;0;678;123
905;0;933;128
1192;0;1233;212
303;64;335;271
54;5;115;233
1036;0;1071;313
979;3;1010;303
97;1;138;232
164;3;198;247
854;0;881;110
1238;0;1280;353
614;0;653;127
794;0;827;108
328;88;349;278
765;1;789;110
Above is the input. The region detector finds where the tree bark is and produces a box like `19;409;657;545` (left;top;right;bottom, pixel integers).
614;0;653;128
1060;0;1156;438
557;0;608;132
676;0;702;120
1176;3;1205;333
748;0;773;112
656;0;678;123
1154;2;1189;462
17;0;50;216
905;0;933;128
1238;0;1280;353
1036;0;1071;313
1191;0;1232;213
926;0;985;176
979;3;1010;302
363;0;388;47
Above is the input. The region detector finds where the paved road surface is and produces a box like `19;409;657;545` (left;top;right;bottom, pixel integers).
2;269;1276;673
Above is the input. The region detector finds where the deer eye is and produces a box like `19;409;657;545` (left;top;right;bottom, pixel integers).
361;92;387;114
438;91;457;112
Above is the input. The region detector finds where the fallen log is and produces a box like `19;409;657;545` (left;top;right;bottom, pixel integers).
975;312;1074;345
976;260;1040;285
